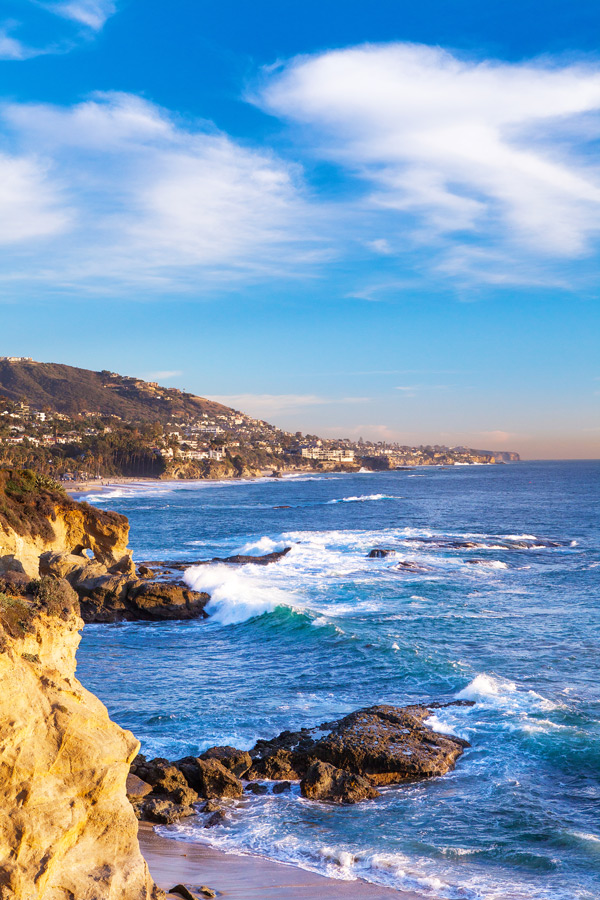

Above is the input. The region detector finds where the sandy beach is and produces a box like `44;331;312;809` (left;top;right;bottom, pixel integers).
139;823;421;900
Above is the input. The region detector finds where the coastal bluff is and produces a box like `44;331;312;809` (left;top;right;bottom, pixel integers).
0;468;131;579
0;470;209;622
0;578;162;899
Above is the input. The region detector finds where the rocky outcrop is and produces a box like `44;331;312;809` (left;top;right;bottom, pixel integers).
40;550;210;623
133;702;471;815
0;578;161;899
247;704;470;797
0;468;132;579
311;705;469;784
197;547;291;566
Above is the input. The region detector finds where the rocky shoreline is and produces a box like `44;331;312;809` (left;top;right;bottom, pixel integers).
128;702;472;826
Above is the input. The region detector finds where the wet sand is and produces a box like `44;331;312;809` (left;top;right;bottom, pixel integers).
139;823;421;900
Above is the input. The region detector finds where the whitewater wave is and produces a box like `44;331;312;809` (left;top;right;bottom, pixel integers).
327;494;398;504
457;674;558;713
184;562;299;625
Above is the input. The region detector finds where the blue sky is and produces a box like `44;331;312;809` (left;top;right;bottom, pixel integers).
1;1;599;458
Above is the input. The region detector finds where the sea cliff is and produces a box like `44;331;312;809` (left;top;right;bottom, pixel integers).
0;576;161;899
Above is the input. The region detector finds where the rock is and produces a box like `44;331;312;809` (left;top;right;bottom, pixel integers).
141;797;194;824
126;773;154;801
272;781;291;794
177;757;243;799
169;886;197;900
301;761;380;804
203;547;291;566
200;799;222;813
391;560;431;573
367;548;394;558
138;564;155;577
314;704;469;784
41;550;210;623
246;747;302;781
128;582;209;620
169;884;215;900
0;586;160;898
200;745;252;778
245;782;269;795
204;809;227;828
132;758;199;808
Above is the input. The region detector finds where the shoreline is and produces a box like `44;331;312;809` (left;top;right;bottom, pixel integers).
65;469;323;495
138;823;422;900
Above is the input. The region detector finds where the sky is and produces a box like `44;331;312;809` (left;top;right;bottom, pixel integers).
0;1;599;458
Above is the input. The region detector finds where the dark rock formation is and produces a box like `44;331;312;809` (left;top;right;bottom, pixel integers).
201;547;291;566
367;548;395;558
312;705;468;784
246;746;303;780
391;560;431;573
301;761;380;804
40;550;209;623
176;757;244;799
129;755;198;822
248;703;469;793
246;782;269;795
200;745;252;778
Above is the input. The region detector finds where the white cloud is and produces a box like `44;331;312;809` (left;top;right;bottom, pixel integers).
42;1;116;31
258;44;600;261
0;152;69;242
0;93;317;290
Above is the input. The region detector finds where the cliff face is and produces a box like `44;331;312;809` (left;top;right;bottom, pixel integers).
0;470;131;578
0;580;161;900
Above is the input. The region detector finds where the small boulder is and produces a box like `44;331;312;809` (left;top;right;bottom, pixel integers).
245;782;268;795
301;761;380;804
177;757;243;799
141;797;194;824
272;781;291;794
126;773;153;802
204;809;227;828
367;549;394;558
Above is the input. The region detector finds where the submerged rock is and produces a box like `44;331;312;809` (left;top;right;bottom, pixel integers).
367;548;395;558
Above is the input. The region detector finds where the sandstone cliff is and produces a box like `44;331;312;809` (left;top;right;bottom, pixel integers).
0;577;162;900
0;469;131;578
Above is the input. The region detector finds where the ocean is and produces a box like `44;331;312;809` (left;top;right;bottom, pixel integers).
76;461;600;900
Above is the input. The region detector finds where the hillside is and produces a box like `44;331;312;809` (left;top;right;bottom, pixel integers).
0;358;232;422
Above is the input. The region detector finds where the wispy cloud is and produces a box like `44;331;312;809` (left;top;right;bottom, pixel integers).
208;394;370;415
44;1;116;31
142;370;183;382
257;43;600;279
0;93;319;292
208;394;331;414
0;26;35;60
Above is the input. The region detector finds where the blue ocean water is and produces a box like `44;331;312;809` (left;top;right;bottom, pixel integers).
76;462;600;900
